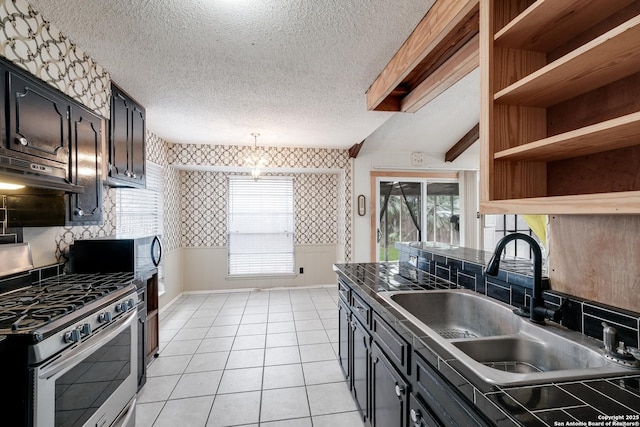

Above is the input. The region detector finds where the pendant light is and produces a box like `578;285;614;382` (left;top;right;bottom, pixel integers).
245;133;267;180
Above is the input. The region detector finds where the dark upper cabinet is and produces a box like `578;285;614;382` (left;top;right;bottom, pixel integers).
6;71;70;165
67;105;103;225
108;84;146;188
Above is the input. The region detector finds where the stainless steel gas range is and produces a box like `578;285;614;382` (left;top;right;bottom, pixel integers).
0;243;138;427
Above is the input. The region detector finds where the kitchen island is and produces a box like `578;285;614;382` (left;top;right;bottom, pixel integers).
334;253;640;426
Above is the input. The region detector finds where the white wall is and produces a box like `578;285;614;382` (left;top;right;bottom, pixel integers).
351;148;480;262
181;244;338;291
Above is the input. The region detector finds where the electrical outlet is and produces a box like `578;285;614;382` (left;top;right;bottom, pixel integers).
299;267;304;274
411;152;424;166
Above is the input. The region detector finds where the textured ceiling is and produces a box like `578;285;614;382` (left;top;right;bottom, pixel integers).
27;0;480;152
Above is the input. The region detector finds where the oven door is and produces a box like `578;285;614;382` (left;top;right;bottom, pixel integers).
30;308;137;427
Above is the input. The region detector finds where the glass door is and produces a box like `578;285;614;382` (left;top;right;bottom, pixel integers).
377;181;422;261
375;179;460;261
425;182;460;246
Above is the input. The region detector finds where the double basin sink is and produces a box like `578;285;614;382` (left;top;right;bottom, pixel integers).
379;289;639;386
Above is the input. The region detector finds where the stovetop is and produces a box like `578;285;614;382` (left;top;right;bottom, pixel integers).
0;272;136;335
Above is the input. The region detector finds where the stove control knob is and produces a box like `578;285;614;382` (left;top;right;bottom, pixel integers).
115;302;127;313
64;329;81;344
98;312;112;323
127;299;135;309
80;323;91;336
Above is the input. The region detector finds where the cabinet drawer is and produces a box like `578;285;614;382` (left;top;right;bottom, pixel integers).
338;279;350;303
414;352;490;427
372;312;410;374
350;291;370;327
409;393;441;427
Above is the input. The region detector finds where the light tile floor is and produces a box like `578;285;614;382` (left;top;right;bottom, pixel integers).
136;287;366;427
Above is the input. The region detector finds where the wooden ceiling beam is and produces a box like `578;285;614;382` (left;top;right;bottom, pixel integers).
366;0;479;112
401;35;479;113
348;140;365;158
445;122;479;162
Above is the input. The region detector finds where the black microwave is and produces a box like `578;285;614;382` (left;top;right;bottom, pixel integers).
72;236;162;278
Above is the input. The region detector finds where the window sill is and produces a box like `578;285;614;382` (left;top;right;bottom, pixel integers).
225;273;298;280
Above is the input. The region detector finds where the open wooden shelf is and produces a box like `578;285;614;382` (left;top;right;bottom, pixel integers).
481;0;640;214
494;0;636;51
494;15;640;107
494;112;640;162
481;191;640;215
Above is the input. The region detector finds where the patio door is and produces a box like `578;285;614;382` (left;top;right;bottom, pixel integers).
375;179;460;262
377;181;422;261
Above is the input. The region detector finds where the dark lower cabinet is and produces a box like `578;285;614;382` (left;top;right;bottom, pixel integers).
409;393;442;427
371;342;409;427
352;316;370;422
414;352;491;427
338;298;350;381
67;105;102;224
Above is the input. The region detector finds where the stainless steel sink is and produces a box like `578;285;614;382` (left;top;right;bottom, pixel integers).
385;291;519;338
379;289;639;385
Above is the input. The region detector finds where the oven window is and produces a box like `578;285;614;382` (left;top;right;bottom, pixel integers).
54;328;131;426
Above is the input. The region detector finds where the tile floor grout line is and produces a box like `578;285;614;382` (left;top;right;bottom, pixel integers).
142;287;362;427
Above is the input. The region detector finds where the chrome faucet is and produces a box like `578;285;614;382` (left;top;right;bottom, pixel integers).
485;233;560;324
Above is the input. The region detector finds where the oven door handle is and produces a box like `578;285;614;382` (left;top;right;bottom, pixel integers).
38;309;137;380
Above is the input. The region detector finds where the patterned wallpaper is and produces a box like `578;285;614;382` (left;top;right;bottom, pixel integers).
168;143;352;260
181;171;338;248
0;0;110;117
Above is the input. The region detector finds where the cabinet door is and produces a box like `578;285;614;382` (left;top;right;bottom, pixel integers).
129;103;146;186
338;298;350;381
109;87;130;180
68;106;102;224
0;67;6;146
7;71;69;164
371;342;409;427
352;316;370;423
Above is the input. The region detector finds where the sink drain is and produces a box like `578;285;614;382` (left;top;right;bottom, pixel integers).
435;328;477;339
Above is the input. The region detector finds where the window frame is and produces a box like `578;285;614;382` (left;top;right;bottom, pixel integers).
227;175;295;277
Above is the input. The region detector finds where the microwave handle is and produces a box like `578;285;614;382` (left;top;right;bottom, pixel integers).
151;236;162;267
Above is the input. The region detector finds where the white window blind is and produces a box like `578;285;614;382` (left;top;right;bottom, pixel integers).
116;161;163;238
228;176;295;275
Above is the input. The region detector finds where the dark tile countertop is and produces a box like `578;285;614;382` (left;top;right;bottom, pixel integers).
333;262;640;427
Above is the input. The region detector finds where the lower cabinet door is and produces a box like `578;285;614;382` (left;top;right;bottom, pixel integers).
352;315;370;422
371;342;409;427
338;298;351;382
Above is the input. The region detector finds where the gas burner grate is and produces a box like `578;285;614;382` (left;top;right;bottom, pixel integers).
0;272;135;333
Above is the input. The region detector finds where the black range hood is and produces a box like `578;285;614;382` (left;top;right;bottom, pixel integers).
0;153;84;193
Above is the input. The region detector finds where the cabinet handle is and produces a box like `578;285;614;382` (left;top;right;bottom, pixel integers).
395;384;405;397
74;208;84;217
410;408;422;423
17;137;28;146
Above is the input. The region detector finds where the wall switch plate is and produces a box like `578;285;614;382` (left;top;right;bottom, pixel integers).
299;267;304;274
411;152;424;166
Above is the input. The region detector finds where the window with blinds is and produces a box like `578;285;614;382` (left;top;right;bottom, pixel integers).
116;161;163;238
228;176;295;275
